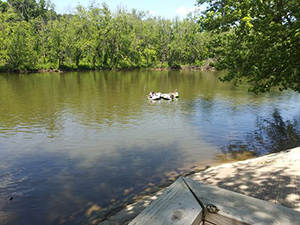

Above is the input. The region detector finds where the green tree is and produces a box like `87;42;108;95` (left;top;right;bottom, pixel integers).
197;0;300;93
7;0;37;21
7;21;38;70
46;17;66;68
0;1;212;71
156;18;172;67
0;6;37;70
0;0;8;12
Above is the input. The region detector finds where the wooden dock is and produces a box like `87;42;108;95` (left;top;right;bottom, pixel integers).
189;147;300;211
129;177;300;225
83;147;300;225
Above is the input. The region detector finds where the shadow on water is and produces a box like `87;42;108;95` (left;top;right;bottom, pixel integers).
216;108;300;162
0;142;183;225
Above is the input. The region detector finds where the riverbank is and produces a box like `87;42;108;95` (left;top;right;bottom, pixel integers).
79;147;300;224
0;65;216;74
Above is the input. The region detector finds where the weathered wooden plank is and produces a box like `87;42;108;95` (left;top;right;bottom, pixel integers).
184;177;300;225
204;213;250;225
129;177;203;225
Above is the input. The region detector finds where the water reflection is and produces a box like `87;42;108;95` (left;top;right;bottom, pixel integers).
0;70;288;135
251;109;300;154
0;142;182;225
0;70;300;224
217;109;300;162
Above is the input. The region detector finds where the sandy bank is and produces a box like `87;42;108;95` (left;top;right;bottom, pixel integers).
79;147;300;225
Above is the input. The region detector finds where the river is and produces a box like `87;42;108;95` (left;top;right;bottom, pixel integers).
0;70;299;224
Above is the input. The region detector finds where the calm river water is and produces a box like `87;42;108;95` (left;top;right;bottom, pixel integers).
0;70;300;224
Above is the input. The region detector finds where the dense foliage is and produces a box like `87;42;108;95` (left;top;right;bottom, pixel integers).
0;0;211;71
2;0;299;93
197;0;300;93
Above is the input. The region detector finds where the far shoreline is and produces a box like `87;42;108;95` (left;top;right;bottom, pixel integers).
0;65;216;74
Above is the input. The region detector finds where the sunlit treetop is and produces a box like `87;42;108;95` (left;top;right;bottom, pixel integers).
197;0;300;93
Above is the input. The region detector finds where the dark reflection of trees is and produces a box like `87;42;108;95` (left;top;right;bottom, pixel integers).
216;140;258;162
254;109;300;153
217;109;300;162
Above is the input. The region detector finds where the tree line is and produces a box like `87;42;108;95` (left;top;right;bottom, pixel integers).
0;0;211;71
1;0;299;93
